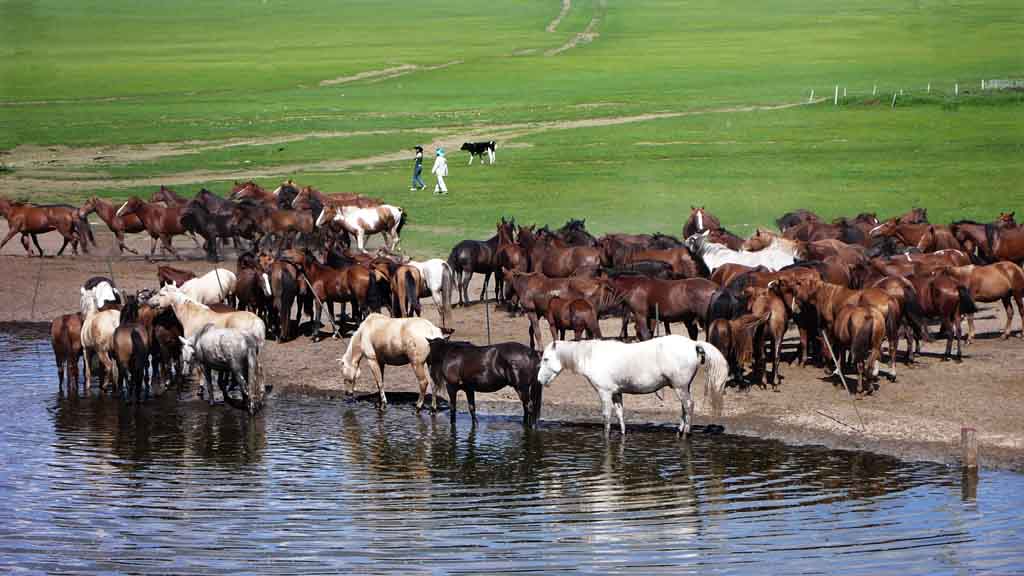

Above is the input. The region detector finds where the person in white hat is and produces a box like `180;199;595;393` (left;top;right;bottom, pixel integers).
431;147;449;195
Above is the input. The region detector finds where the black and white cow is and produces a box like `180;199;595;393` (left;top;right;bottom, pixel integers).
460;141;496;165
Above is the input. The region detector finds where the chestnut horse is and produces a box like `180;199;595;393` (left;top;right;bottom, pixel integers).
0;198;88;256
683;206;721;238
824;304;887;394
117;197;188;258
545;297;602;342
985;223;1024;265
80;196;146;254
616;277;718;341
939;263;1024;341
230;181;277;206
520;227;602;277
51;312;84;394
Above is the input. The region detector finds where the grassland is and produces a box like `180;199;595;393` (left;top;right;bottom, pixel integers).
1;0;1021;256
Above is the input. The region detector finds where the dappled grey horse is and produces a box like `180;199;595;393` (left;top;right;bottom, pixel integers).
180;323;265;414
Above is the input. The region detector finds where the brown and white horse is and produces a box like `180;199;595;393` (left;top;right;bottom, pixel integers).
316;204;406;252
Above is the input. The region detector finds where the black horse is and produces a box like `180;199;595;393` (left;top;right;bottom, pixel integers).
182;200;235;260
447;234;499;306
426;339;542;427
555;218;597;246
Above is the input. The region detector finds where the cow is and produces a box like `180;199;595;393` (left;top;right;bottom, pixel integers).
460;141;496;165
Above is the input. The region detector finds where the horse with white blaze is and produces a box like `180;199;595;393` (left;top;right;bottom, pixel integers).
536;336;729;436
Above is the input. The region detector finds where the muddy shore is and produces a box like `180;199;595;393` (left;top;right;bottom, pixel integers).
4;223;1023;471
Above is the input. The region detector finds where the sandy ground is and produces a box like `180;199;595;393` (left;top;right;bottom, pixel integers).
4;222;1023;471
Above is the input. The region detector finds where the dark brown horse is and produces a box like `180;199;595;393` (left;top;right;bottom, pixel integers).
0;198;88;256
150;185;189;206
116;197;188;258
448;234;499;306
616;277;717;341
51;313;84;394
426;339;541;427
707;313;769;384
776;209;822;232
618;247;699;278
494;218;525;307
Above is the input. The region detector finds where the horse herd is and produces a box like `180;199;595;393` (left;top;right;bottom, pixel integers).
25;184;1024;434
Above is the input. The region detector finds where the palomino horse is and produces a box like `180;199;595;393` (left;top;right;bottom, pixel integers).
147;284;265;345
316;204;406;252
448;234;499;306
683;206;721;238
79;196;146;254
0;198;88;256
685;230;798;274
51;313;84;394
338;313;446;412
117;197;189;258
425;339;542;427
938;263;1024;341
180;323;265;414
80;288;121;390
537;336;729;436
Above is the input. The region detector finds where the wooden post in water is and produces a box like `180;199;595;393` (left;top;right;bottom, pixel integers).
961;427;978;469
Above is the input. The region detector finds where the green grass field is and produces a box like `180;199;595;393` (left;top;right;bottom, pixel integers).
1;0;1021;256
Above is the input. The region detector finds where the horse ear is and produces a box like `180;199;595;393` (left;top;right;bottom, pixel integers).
178;336;190;346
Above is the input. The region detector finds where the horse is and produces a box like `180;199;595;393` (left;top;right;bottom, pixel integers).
80;288;121;390
290;185;382;212
617;247;699;278
938;263;1024;341
616;277;718;341
426;339;541;426
554;218;597;247
287;250;384;339
150;185;189;206
0;198;87;256
685;230;797;274
503;269;620;350
116;197;189;258
181;200;235;260
683;206;721;238
79;196;146;254
520;227;602;277
740;284;794;388
893;207;929;224
868;275;931;364
869;221;960;252
157;265;196;287
390;264;424;319
315;204;406;252
230;181;277;206
179;323;265;414
338;313;446;412
707;313;769;384
447;234;499;306
407;258;455;328
545;297;602;342
178;268;237;306
229;201;315;247
51;313;84;395
776;209;821;232
111;295;153;403
907;273;978;361
81;276;121;313
536;336;729;436
146;284;265;345
235;252;272;326
985;223;1024;264
824;304;887;395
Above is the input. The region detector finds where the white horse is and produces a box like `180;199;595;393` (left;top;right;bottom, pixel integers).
537;335;729;436
80;280;119;314
315;204;406;252
408;258;454;328
147;284;264;346
685;230;797;274
178;268;236;306
179;323;265;414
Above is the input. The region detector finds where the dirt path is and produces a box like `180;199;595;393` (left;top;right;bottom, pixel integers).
4;224;1023;471
0;99;822;198
546;0;605;56
546;0;572;33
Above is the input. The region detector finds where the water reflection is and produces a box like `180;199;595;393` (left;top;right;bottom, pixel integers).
1;323;1023;574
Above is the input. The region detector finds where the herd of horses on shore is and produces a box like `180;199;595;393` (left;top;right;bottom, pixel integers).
16;182;1024;433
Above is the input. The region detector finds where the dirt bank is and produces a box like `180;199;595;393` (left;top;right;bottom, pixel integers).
4;223;1023;471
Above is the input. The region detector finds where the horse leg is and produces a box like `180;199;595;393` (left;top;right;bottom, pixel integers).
1016;293;1024;338
202;367;217;405
612;392;625;436
0;229;20;252
448;383;458;424
1000;297;1013;339
460;271;471;307
412;361;434;413
466;388;477;425
57;235;70;256
163;235;181;260
31;234;45;257
954;309;964;362
528;312;543;351
941;317;954;361
598;389;614;437
479;271;492;303
771;334;783;389
367;359;387;408
116;230;138;255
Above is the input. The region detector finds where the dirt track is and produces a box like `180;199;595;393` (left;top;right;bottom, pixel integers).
3;222;1023;470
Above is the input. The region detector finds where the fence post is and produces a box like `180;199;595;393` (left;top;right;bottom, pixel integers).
873;84;877;96
808;89;814;103
843;87;847;97
891;92;898;108
955;83;959;96
927;82;931;94
834;85;839;105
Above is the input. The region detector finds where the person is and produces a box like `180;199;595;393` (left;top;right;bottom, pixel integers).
431;147;449;195
410;146;425;191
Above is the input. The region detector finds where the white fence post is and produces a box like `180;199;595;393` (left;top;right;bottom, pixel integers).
891;92;898;108
808;89;814;103
873;84;877;96
927;82;931;94
834;85;839;105
955;83;959;96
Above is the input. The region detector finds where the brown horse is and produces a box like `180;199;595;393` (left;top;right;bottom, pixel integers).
150;185;189;206
79;196;147;254
494;218;525;307
683;206;721;237
986;223;1024;265
869;275;931;363
893;207;929;224
908;273;977;361
619;247;699;278
51;313;84;394
776;209;822;232
545;297;602;342
111;296;154;402
291;185;382;212
741;285;792;388
230;181;277;206
521;227;602;277
869;221;960;252
390;264;425;319
503;269;618;349
448;234;500;306
157;265;196;287
288;250;385;339
939;263;1024;341
116;197;188;258
616;277;717;341
0;198;87;256
707;313;769;384
824;304;886;394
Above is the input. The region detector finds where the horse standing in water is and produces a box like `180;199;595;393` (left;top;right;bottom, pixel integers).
338;313;446;412
179;323;265;414
537;336;729;436
425;339;542;427
51;313;84;394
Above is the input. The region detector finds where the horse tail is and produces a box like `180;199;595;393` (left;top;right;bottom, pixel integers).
957;285;978;315
366;267;382;314
902;286;931;342
129;329;147;395
78;212;96;248
528;350;543;426
851;313;874;366
395;208;408;238
440;261;454;328
695;342;728;419
246;338;262;412
403;268;419;317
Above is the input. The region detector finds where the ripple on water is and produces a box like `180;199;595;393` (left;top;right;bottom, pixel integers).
0;323;1022;574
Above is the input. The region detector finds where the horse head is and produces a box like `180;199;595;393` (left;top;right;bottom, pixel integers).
536;342;564;386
